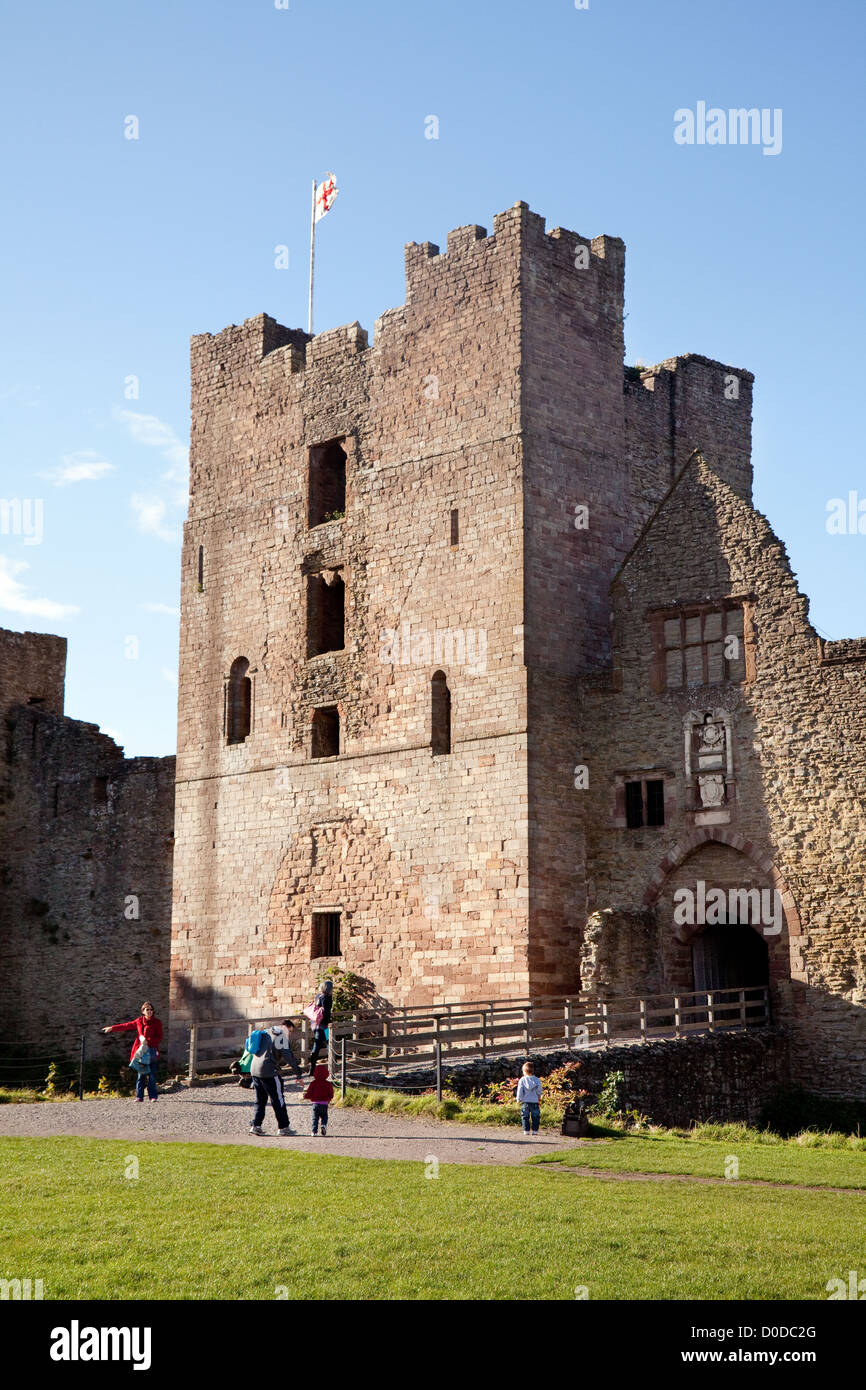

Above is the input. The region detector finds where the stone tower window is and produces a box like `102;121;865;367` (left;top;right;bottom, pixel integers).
306;572;345;657
431;670;451;755
624;778;665;829
311;705;340;759
312;911;342;959
450;508;459;546
650;602;749;692
226;657;252;744
308;439;346;527
197;545;204;591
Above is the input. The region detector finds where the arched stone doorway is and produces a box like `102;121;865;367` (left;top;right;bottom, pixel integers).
648;841;793;1006
691;922;769;994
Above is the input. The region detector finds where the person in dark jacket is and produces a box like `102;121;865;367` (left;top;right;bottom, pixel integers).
303;1063;335;1136
101;1001;163;1102
308;979;333;1075
249;1028;296;1138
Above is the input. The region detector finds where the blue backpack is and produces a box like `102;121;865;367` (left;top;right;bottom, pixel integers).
246;1029;271;1057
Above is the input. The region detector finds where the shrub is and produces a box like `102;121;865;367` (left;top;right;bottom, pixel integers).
316;966;367;1016
593;1069;627;1119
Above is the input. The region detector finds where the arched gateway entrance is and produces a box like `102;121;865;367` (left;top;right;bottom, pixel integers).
643;835;800;1003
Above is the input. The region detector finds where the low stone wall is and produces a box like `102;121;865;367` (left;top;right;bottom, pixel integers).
350;1027;793;1127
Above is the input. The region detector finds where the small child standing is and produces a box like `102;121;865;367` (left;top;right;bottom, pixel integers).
516;1062;543;1136
303;1063;335;1136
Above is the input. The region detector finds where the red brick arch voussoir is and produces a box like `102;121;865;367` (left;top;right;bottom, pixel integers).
641;828;802;940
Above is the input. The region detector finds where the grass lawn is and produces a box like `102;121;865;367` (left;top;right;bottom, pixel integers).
1;1136;864;1300
529;1128;866;1190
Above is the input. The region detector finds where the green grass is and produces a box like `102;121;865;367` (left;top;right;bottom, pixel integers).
338;1085;564;1128
529;1126;866;1189
1;1136;865;1300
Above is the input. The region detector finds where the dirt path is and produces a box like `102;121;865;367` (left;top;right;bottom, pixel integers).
538;1165;865;1196
0;1079;568;1167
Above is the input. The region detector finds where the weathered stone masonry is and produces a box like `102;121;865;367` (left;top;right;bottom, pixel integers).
0;628;175;1053
170;200;865;1099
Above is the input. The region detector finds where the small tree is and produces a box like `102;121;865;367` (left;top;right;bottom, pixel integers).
316;966;367;1016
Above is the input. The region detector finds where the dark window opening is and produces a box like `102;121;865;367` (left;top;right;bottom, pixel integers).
312;911;341;959
306;573;345;657
431;670;451;755
625;779;665;829
92;776;108;807
27;696;45;706
625;780;644;828
645;779;665;826
197;545;204;590
308;439;347;527
311;706;340;759
450;508;459;546
227;657;252;744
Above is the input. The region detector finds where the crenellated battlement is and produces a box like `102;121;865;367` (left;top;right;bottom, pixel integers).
191;203;626;391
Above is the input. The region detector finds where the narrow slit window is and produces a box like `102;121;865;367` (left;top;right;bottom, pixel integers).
431;670;451;756
227;657;252;744
450;508;459;546
197;545;204;590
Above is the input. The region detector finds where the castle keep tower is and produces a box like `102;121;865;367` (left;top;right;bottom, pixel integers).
169;202;755;1037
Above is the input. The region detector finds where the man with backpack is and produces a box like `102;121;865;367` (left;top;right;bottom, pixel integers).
247;1023;297;1137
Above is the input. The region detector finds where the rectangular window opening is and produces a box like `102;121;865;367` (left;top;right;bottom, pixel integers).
645;779;665;826
312;911;341;959
625;779;665;829
311;706;340;759
625;781;644;829
450;508;459;546
306;572;345;657
308;439;347;527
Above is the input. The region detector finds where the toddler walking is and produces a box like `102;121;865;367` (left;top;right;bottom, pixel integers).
304;1063;335;1136
516;1061;543;1136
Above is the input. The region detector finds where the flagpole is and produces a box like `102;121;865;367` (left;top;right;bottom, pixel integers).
308;178;316;335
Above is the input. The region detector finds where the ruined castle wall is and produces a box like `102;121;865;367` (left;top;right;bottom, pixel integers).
624;355;754;534
0;655;175;1057
0;628;66;716
582;458;866;1099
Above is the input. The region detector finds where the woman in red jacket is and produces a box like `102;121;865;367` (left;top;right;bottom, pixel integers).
101;1001;163;1102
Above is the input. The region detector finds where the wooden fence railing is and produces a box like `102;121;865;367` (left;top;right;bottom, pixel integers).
329;985;770;1092
179;984;770;1085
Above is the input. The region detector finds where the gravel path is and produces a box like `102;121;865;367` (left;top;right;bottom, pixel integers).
0;1078;587;1167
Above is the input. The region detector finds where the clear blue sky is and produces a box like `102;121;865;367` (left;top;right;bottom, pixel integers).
1;0;863;755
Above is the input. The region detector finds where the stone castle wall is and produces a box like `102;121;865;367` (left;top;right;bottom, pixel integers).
581;457;866;1099
0;628;175;1057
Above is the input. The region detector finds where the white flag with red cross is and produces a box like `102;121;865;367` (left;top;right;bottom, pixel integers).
314;173;338;223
